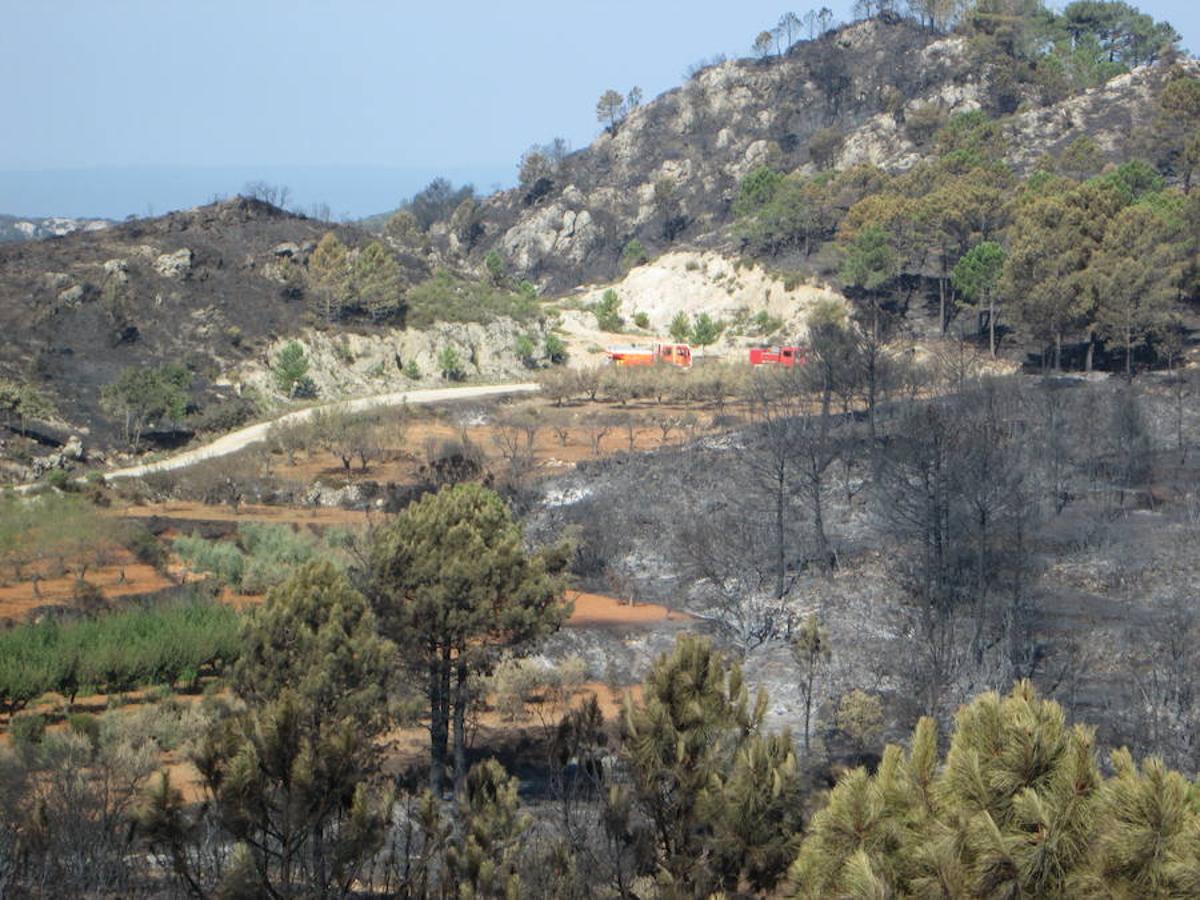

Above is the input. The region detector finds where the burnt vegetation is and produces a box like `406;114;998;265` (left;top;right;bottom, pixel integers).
3;1;1200;896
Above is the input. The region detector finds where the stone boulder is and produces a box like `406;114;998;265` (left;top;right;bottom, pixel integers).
154;248;193;278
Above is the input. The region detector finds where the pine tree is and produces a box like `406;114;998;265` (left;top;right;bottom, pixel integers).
1073;749;1200;896
308;232;351;322
353;239;405;322
622;634;779;892
791;614;831;751
790;682;1107;898
167;562;395;897
701;730;805;893
444;759;531;900
369;484;570;796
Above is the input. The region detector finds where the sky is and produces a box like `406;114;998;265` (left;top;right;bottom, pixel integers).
2;0;1197;220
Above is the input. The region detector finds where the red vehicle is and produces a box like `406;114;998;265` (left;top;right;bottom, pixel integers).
749;345;806;367
606;343;693;368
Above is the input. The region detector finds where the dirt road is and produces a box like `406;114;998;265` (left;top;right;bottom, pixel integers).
101;382;539;482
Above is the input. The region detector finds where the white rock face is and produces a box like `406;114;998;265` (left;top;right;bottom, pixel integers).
240;318;550;403
154;248;192;278
567;250;849;354
103;258;129;284
501;202;601;270
58;284;86;306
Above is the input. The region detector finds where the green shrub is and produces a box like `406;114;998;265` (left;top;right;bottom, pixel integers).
237;524;317;594
174;534;246;587
404;359;422;380
621;238;648;270
633;311;650;329
273;341;311;397
515;333;538;368
439;346;465;381
750;310;784;337
407;270;538;329
592;289;624;332
67;712;101;748
10;713;46;748
544;333;568;365
668;311;692;343
44;469;71;490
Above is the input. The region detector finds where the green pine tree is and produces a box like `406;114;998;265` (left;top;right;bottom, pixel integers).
369;484;570;796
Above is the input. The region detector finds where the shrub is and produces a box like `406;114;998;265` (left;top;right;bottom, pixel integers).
750;310;784;337
544;333;568;365
621;238;649;270
404;359;422;380
690;313;723;348
174;533;245;587
515;333;538;368
273;341;310;397
407;270;538;329
484;250;506;285
668;311;692;343
633;311;650;329
439;346;465;381
67;712;101;748
187;396;257;434
592;289;624;332
44;469;72;490
10;713;47;748
237;524;318;594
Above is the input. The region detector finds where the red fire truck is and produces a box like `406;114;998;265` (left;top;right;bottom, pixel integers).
605;343;693;368
748;345;806;367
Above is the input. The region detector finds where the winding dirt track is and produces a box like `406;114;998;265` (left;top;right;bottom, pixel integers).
102;382;539;481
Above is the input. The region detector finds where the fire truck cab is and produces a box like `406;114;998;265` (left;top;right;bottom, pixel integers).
606;343;693;368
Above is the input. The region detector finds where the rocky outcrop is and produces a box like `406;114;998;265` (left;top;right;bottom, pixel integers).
0;214;110;244
154;248;192;278
239;317;553;404
836;57;1191;174
566;250;847;345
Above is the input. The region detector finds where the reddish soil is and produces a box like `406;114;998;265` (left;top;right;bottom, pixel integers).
565;591;687;626
118;501;372;526
268;406;712;486
0;559;176;621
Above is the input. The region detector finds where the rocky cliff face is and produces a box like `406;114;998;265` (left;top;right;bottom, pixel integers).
446;17;1186;294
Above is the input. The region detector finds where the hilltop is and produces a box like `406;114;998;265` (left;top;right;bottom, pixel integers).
432;16;1191;294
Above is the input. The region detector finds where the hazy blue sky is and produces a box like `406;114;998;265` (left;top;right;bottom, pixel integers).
2;0;1196;219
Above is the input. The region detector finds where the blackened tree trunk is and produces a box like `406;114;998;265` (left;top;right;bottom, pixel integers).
452;658;469;796
429;650;452;796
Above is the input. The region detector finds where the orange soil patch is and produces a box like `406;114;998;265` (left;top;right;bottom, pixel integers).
118;501;371;526
0;562;175;621
268;412;711;485
565;591;687;627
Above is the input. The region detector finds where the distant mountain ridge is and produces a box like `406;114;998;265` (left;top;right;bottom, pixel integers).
0;213;111;243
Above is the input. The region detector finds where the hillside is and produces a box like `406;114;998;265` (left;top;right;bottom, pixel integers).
0;198;432;445
1;8;1196;461
437;16;1189;293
